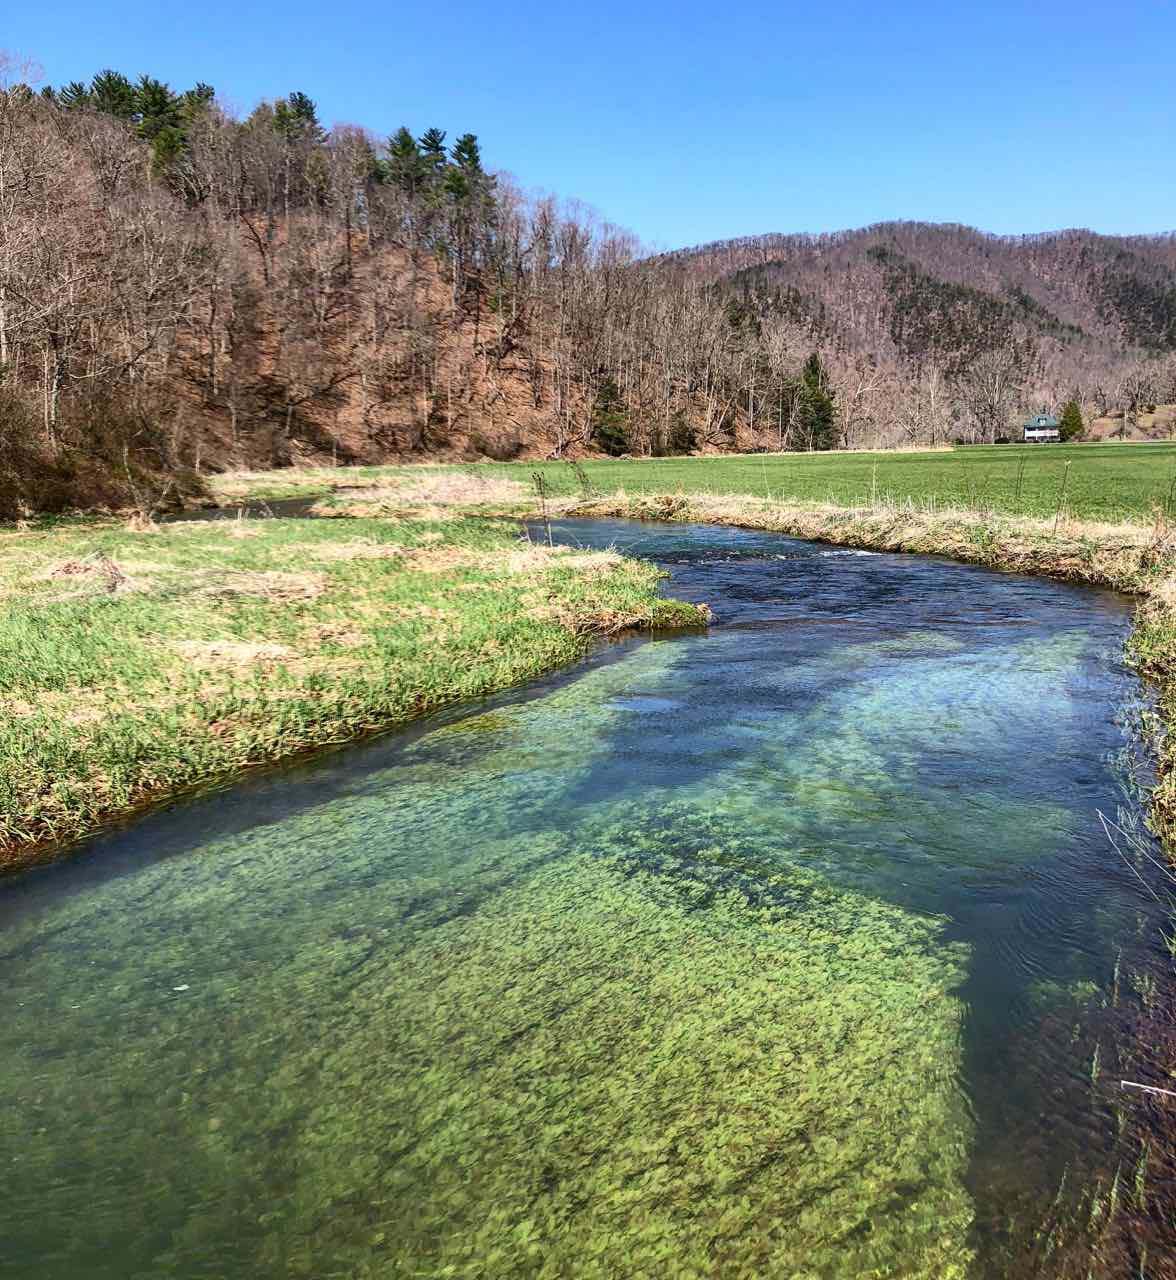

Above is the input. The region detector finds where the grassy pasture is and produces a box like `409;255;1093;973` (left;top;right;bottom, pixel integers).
215;443;1176;524
517;444;1176;522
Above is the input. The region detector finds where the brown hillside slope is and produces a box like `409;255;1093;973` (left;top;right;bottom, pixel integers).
664;223;1176;414
173;232;596;472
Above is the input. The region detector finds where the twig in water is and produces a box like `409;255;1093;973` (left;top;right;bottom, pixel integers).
1097;810;1176;885
1096;810;1170;905
1121;1081;1176;1101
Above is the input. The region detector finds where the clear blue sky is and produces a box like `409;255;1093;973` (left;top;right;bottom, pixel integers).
7;0;1174;249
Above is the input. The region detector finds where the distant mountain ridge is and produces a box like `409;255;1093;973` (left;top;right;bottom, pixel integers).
661;222;1176;391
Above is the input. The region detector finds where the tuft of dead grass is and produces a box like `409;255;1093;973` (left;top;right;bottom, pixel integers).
527;602;650;635
197;570;328;602
304;622;368;648
37;552;138;598
175;640;298;667
310;540;406;563
358;472;526;506
401;542;622;578
312;472;528;518
123;513;160;534
2;689;110;727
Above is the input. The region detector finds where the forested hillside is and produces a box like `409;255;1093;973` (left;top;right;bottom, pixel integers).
1;54;1175;514
668;225;1176;445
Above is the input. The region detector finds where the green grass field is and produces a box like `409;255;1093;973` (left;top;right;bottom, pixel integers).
503;444;1176;524
218;444;1176;525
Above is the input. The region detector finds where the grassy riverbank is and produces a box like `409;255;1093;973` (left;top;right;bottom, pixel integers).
0;511;705;869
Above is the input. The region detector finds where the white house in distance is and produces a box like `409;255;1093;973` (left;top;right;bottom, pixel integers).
1023;414;1060;443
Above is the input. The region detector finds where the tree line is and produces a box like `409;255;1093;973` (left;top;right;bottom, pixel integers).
1;55;861;513
2;54;1173;515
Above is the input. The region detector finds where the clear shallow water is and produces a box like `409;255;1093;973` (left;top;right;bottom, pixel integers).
0;518;1167;1278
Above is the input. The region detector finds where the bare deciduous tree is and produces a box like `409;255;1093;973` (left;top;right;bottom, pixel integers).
957;345;1029;443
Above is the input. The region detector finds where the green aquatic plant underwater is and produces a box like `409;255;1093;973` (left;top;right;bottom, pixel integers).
2;643;977;1278
0;518;1163;1279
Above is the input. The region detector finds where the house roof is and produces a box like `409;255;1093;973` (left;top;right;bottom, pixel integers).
1024;415;1059;428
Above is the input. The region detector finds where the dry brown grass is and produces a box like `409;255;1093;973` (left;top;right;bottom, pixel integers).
122;513;160;534
3;688;110;727
310;540;406;562
359;472;526;505
303;622;367;648
308;471;528;518
174;640;298;667
39;552;137;595
400;542;621;579
526;600;659;635
196;570;328;601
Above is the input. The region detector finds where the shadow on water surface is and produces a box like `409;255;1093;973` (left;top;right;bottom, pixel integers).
0;517;1170;1279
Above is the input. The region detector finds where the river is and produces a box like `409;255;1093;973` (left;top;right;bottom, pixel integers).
0;517;1167;1278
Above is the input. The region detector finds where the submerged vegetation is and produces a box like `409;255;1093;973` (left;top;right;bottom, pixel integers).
209;463;1176;1275
548;492;1176;844
0;633;984;1278
0;511;705;867
3;516;1166;1278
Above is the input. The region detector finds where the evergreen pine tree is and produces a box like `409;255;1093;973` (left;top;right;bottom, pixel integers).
89;70;136;119
287;92;324;142
134;76;180;139
179;83;215;116
591;379;630;455
416;128;450;238
450;133;483;173
273;92;322;143
387;127;424;196
287;91;317;123
58;81;91;109
794;353;838;450
447;133;495;212
418;128;448;177
1059;398;1084;441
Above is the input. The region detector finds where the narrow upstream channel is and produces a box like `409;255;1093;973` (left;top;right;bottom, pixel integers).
1;517;1169;1278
